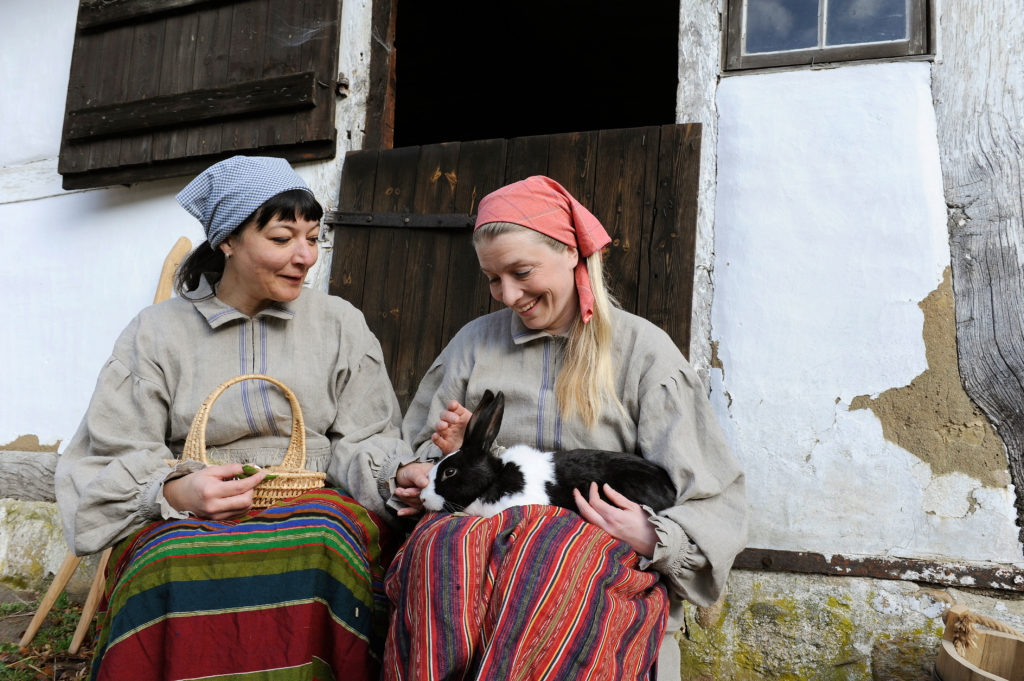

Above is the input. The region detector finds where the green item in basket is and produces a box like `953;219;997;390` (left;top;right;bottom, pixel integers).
239;463;278;481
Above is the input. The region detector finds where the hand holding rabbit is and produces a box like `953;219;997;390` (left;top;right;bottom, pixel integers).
421;390;676;528
574;482;659;558
394;462;434;516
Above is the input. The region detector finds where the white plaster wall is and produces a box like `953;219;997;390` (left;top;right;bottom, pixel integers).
711;61;1023;564
0;0;77;168
0;1;374;446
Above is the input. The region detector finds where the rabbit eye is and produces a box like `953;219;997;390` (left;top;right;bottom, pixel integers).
441;467;457;481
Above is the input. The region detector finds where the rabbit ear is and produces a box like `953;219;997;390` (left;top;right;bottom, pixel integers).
464;390;504;455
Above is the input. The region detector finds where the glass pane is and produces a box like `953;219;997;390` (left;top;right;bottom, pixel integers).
826;0;908;45
745;0;820;54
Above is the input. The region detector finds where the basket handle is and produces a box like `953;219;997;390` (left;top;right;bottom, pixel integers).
181;374;306;470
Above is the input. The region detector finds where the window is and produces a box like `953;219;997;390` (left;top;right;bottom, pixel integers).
58;0;343;190
724;0;929;71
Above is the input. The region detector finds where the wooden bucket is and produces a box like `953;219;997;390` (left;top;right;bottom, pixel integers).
935;605;1024;681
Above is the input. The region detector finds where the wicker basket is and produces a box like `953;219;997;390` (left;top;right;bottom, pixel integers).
182;374;326;509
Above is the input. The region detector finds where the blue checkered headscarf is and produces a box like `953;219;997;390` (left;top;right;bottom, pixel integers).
176;156;314;248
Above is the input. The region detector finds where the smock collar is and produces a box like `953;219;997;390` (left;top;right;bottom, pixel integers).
188;273;298;329
509;309;566;346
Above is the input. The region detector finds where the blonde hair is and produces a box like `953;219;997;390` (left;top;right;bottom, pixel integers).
474;222;623;426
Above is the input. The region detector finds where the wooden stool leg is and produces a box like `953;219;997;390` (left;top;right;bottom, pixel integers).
69;547;112;654
18;551;82;650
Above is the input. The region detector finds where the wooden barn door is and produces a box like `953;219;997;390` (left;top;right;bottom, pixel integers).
327;124;701;410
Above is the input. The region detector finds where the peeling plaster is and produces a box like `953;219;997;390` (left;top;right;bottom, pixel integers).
0;435;59;452
850;268;1010;490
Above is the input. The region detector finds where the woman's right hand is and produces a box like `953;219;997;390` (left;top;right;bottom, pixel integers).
431;400;473;455
163;464;268;519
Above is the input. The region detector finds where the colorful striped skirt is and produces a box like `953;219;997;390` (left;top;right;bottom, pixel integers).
383;506;669;681
89;490;392;681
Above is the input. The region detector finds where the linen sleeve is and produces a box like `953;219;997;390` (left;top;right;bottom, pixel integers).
635;360;748;608
325;317;417;520
401;337;471;462
55;355;199;556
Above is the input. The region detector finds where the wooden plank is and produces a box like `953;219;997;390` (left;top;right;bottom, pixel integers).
85;23;135;176
66;72;317;140
78;0;233;31
58;27;101;175
391;142;462;408
933;0;1024;541
328;149;379;307
362;145;420;372
118;16;167;167
326;212;476;229
592;126;660;313
296;0;340;148
186;2;234;157
220;0;269;152
643;123;700;357
504;133;550;183
256;0;306;148
364;0;397;149
153;9;200;161
545;130;598;210
60;142;331;189
735;547;1024;593
443;138;508;346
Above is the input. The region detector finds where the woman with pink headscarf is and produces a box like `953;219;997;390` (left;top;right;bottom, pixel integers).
387;176;747;680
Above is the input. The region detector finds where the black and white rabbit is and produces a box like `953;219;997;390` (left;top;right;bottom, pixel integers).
420;390;676;516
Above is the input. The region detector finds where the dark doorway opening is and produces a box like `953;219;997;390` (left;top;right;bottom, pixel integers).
391;1;680;147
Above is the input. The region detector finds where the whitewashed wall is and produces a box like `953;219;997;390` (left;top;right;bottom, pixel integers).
710;61;1023;563
0;0;373;447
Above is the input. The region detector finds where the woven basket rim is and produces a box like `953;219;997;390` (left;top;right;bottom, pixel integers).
180;374;325;507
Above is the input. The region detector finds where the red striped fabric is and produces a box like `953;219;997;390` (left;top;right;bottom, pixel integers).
89;490;392;681
383;506;668;680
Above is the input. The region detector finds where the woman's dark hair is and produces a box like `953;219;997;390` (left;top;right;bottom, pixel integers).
175;189;324;296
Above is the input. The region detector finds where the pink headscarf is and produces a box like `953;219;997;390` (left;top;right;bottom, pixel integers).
475;176;612;324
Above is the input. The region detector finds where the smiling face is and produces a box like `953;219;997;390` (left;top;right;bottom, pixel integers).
475;229;579;335
217;216;320;316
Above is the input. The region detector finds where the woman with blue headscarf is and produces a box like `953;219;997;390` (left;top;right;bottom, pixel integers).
55;156;417;681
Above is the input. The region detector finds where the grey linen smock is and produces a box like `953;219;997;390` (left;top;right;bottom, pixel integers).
56;276;415;556
403;306;748;615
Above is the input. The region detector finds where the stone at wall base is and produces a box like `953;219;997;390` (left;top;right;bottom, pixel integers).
677;570;1024;681
0;499;98;596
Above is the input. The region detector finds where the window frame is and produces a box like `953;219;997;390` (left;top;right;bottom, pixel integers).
723;0;930;72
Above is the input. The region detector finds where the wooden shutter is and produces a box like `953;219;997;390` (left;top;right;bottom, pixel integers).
327;124;701;410
58;0;342;190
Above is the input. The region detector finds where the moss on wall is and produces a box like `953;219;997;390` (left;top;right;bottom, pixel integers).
675;570;1024;681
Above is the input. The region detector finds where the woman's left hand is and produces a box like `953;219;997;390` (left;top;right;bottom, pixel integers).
573;482;659;558
393;462;434;517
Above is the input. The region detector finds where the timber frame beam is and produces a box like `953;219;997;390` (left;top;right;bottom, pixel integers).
932;1;1024;548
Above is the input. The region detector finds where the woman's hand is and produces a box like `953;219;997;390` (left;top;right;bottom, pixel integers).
163;464;267;519
393;462;434;517
430;400;472;455
573;482;659;558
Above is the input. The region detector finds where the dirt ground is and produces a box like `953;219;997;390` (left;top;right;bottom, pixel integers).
0;585;92;680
